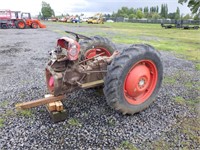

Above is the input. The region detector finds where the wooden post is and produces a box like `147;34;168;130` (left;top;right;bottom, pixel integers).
15;95;64;109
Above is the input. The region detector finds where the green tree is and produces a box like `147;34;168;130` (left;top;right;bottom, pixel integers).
143;6;149;18
129;8;136;15
178;0;200;14
168;12;176;19
152;13;160;19
156;6;159;13
150;6;157;13
129;13;136;19
175;7;180;19
41;1;55;19
136;10;144;19
160;4;168;18
183;14;192;19
193;13;200;20
144;7;149;13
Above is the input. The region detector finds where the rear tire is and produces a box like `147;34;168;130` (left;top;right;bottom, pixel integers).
103;44;163;115
1;24;8;29
15;20;26;29
79;36;116;60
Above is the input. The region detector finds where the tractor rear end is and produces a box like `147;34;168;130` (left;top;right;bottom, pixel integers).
16;31;163;117
43;31;163;115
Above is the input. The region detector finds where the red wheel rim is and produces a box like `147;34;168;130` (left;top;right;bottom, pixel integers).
85;47;111;59
18;22;25;28
123;60;158;105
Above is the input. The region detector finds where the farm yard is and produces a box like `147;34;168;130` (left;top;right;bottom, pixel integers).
0;22;199;149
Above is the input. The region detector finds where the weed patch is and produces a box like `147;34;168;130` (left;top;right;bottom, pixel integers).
118;141;138;150
17;109;34;117
68;118;81;126
0;118;4;128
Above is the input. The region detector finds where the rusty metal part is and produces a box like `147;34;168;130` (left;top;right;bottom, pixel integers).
78;52;105;64
45;45;119;96
81;80;104;88
15;95;64;109
105;51;120;63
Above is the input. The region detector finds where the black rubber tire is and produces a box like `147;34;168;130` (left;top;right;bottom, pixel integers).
1;24;8;29
8;24;13;28
103;44;163;115
79;36;116;60
15;20;26;29
31;22;38;29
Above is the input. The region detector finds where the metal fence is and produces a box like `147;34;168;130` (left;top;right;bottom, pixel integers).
107;17;200;25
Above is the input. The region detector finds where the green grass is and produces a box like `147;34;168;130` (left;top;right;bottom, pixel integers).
118;141;138;150
148;117;200;149
151;139;170;150
0;118;4;128
47;22;200;62
17;109;33;117
163;76;176;84
173;96;199;109
174;96;185;105
195;63;200;71
185;82;193;88
0;100;9;107
68;118;81;126
106;23;200;62
107;118;116;126
186;97;200;107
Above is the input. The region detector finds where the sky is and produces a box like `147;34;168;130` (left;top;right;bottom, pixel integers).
0;0;191;17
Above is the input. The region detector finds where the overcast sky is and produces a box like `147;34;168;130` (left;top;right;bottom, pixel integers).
0;0;191;16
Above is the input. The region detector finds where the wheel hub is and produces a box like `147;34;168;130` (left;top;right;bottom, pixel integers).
125;64;150;98
138;78;145;87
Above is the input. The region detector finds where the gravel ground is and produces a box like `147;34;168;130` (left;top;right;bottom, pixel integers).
0;23;199;150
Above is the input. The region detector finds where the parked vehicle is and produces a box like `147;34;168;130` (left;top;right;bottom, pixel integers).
0;9;46;29
87;13;104;24
161;20;199;30
106;19;114;23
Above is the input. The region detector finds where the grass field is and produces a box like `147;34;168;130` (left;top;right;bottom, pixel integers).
51;22;200;63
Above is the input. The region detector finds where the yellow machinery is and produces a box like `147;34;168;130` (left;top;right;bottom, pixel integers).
87;13;104;24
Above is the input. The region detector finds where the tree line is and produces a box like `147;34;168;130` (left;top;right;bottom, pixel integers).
39;1;199;20
108;3;199;20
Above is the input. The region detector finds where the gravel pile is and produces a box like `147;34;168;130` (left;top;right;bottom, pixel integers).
0;24;199;149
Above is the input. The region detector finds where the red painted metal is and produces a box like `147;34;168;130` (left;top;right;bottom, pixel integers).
124;60;158;105
49;76;54;88
85;47;111;59
57;37;80;60
0;10;11;20
85;49;97;59
18;21;25;28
